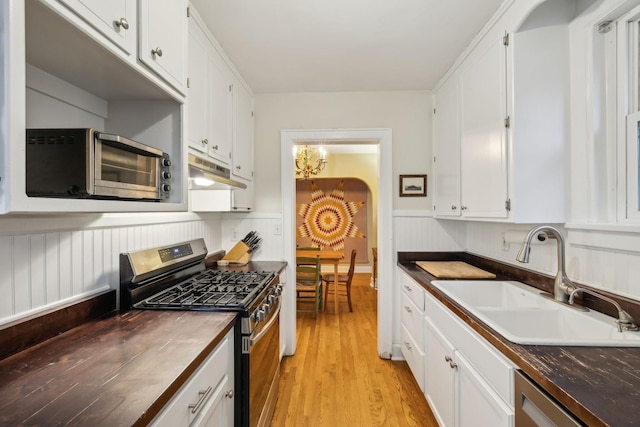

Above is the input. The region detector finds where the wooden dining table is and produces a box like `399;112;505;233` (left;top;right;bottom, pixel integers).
296;249;344;314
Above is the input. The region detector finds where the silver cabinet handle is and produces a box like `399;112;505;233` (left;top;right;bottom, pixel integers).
115;17;129;30
403;285;412;292
225;390;234;399
444;355;457;369
189;386;213;414
151;47;163;57
404;305;412;313
212;144;219;150
404;341;412;350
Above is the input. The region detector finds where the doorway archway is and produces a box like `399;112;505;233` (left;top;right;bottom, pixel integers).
280;128;393;358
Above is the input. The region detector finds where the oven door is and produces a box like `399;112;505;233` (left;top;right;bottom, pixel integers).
93;132;166;200
243;294;281;427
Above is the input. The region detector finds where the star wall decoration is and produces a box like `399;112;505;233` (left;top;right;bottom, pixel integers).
296;180;365;250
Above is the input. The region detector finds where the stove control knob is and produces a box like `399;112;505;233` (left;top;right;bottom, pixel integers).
273;286;283;296
262;303;270;315
256;309;266;322
267;295;277;305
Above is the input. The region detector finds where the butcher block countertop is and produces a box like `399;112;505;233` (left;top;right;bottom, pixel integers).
0;308;236;426
399;252;640;427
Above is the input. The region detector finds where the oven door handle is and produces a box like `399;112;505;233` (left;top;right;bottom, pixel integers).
250;297;281;347
96;132;164;157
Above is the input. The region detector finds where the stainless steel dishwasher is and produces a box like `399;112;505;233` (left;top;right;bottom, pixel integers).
515;371;585;427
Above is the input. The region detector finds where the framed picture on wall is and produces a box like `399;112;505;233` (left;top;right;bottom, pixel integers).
399;174;427;197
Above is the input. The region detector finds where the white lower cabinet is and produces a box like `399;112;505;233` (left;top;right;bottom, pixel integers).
400;272;426;391
423;291;515;427
151;330;234;427
425;318;456;427
399;270;515;427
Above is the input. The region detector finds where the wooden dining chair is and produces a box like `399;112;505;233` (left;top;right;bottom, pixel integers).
322;249;357;312
296;255;323;318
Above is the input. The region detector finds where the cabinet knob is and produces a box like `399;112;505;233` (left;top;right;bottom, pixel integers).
225;390;234;399
404;341;412;351
212;144;219;150
115;18;129;30
202;138;208;145
236;165;242;170
451;205;457;210
460;205;468;211
404;306;412;313
449;361;458;369
151;47;163;57
444;355;452;363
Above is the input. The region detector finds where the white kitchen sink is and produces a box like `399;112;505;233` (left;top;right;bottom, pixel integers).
431;280;640;347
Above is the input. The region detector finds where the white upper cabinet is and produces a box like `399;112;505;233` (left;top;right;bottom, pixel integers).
187;15;232;165
1;0;188;213
432;0;582;223
459;33;508;220
58;0;136;55
433;68;461;217
138;0;188;94
232;82;254;181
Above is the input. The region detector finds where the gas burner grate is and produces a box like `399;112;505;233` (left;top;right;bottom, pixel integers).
138;270;275;309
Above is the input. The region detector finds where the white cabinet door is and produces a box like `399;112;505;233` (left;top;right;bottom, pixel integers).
433;76;461;217
139;0;187;93
59;0;136;55
208;52;233;165
151;331;234;426
192;374;234;427
232;82;254;181
456;352;514;427
459;34;508;219
187;19;210;154
425;317;456;427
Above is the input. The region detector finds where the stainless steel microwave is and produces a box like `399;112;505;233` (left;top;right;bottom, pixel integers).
26;128;172;201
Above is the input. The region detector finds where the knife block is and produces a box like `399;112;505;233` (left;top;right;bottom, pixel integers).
221;241;251;265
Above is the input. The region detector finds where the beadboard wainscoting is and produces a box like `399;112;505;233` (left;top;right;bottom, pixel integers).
0;213;222;326
220;213;285;262
466;222;640;303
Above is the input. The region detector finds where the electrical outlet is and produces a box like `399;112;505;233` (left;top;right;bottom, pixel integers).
273;222;281;235
502;232;509;251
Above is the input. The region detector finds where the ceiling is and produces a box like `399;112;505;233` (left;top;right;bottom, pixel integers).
190;0;505;94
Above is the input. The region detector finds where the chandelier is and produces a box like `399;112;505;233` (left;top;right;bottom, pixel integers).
295;145;327;179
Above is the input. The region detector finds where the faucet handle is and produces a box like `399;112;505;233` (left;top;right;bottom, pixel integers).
617;311;640;332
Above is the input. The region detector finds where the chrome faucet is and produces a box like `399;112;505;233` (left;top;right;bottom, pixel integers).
516;225;576;304
569;288;639;332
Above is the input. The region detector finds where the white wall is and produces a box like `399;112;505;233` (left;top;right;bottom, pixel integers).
253;91;433;213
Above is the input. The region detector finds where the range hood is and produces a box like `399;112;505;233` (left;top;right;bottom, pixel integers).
188;154;247;189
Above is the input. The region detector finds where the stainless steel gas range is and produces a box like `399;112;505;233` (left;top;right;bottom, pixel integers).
119;239;282;427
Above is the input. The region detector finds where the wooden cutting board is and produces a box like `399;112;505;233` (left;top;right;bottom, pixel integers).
415;261;496;279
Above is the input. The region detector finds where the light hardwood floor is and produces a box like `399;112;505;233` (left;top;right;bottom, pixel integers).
270;273;438;426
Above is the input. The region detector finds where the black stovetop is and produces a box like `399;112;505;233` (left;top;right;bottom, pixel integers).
134;270;275;310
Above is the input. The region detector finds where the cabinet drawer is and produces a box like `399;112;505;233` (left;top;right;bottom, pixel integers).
425;291;515;405
401;325;425;392
151;330;233;426
401;292;424;350
401;271;425;311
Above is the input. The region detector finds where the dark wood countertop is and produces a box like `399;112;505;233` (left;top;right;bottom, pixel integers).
0;309;236;426
398;257;640;427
